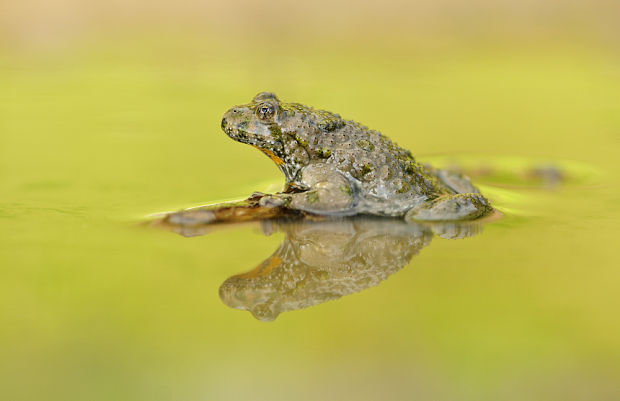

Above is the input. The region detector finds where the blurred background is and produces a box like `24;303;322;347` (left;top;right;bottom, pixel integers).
1;1;619;400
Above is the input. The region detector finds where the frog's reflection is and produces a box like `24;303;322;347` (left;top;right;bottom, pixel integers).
217;217;482;321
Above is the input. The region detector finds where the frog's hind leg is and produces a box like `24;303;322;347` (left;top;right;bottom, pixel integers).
258;183;356;216
265;164;358;216
405;193;492;222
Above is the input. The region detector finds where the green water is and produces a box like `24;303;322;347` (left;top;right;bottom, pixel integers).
1;37;619;400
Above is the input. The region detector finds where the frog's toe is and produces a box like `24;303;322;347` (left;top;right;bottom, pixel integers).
406;193;492;222
258;194;291;208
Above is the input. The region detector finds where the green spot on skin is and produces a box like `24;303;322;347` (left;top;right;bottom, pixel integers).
340;184;352;196
306;191;320;204
405;161;416;174
317;148;332;158
317;111;345;132
294;133;308;147
361;162;373;175
269;125;283;141
279;102;306;114
356;139;374;151
397;181;410;193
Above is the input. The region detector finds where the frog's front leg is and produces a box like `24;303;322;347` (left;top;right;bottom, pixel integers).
405;193;492;222
261;164;357;216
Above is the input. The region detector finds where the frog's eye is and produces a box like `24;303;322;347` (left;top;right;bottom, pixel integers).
256;102;276;122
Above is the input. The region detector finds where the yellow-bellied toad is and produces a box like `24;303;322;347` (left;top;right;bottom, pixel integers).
220;92;492;221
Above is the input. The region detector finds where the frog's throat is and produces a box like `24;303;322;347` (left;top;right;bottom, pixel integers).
253;146;298;183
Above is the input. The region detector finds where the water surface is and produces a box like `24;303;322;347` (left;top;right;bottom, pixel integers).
1;38;619;401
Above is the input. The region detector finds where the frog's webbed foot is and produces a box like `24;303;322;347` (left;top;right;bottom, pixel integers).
405;193;492;222
258;193;292;208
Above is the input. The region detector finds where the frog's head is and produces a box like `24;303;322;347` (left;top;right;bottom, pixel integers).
221;92;286;159
221;92;346;182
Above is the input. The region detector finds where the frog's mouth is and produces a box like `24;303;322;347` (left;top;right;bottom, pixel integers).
221;119;282;150
220;116;242;139
221;114;284;149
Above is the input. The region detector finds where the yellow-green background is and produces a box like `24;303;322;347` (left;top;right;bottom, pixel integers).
1;1;619;400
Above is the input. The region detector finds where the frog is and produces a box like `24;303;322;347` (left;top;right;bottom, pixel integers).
220;92;492;221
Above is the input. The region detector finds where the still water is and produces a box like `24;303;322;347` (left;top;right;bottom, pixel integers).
166;214;492;322
1;38;619;400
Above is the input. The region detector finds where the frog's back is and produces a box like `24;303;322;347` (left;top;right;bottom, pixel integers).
310;120;447;216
